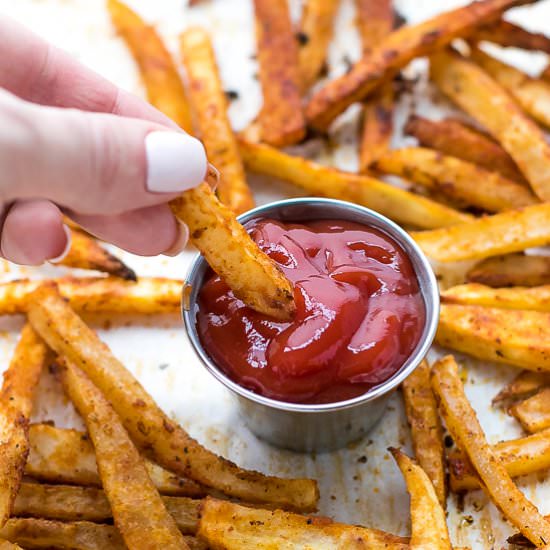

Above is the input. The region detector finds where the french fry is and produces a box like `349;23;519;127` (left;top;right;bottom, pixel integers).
431;49;550;202
402;361;446;507
510;388;550;433
390;448;451;550
298;0;340;91
56;359;188;550
253;0;305;146
403;115;526;184
27;285;318;511
411;203;550;262
180;27;254;215
305;0;530;131
448;428;550;492
437;304;550;371
0;541;20;549
467;253;550;287
431;355;550;547
239;138;472;229
197;497;409;549
473;19;550;53
493;370;550;407
373;147;537;213
470;47;550;128
0;325;50;527
107;0;192;131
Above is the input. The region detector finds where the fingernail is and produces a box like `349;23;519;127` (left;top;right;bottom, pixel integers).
49;224;72;264
145;131;207;193
206;163;220;191
163;221;189;257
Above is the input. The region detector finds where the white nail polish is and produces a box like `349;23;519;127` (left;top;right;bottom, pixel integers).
145;131;207;193
49;224;72;264
163;221;189;257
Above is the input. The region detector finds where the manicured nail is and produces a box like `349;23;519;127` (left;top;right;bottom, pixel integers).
163;221;189;257
49;224;72;264
145;131;207;193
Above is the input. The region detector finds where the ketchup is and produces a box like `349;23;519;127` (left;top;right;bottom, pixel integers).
196;219;425;405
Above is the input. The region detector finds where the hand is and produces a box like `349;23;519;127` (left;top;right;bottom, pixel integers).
0;16;207;265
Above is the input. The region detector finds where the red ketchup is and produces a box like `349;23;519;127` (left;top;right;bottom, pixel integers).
197;219;425;404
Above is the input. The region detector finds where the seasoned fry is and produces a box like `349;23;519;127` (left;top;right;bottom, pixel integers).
253;0;305;146
298;0;340;91
107;0;192;130
57;359;187;550
411;203;550;262
431;355;550;547
437;304;550;371
431;50;550;202
27;285;318;511
197;497;409;549
473;19;550;53
374;147;536;213
493;370;550;407
402;361;446;507
0;325;50;527
390;448;451;549
180;27;254;215
404;115;526;184
239;139;472;229
510;388;550;433
355;0;394;48
305;0;529;131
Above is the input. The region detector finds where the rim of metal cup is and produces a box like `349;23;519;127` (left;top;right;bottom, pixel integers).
182;197;440;414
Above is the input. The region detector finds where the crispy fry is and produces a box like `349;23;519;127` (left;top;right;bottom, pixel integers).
180;27;254;215
437;304;550;371
374;147;537;213
411;203;550;262
355;0;394;49
473;19;550;52
431;50;550;202
390;448;451;549
298;0;340;91
0;325;50;527
431;355;550;547
404;115;526;184
305;0;529;131
197;497;409;549
107;0;192;130
239;138;472;229
510;388;550;433
402;361;446;507
27;285;318;510
493;370;550;407
253;0;305;146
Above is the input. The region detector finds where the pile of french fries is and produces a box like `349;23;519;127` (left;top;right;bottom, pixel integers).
3;0;550;547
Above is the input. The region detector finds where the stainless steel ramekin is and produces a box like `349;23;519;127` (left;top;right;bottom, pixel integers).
182;198;439;453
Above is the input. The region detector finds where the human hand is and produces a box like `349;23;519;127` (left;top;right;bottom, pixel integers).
0;16;207;265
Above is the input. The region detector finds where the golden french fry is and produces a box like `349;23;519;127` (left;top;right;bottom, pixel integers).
27;285;318;511
431;355;550;547
412;203;550;262
431;49;550;202
390;448;451;550
493;370;550;407
374;147;537;213
253;0;305;146
0;541;20;549
180;27;254;215
473;19;550;52
510;388;550;433
402;361;446;507
107;0;192;130
437;304;550;372
305;0;529;131
197;497;409;549
239;138;472;229
355;0;394;49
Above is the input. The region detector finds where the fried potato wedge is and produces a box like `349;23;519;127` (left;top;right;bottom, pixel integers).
305;0;529;131
431;49;550;202
374;147;537;213
449;428;550;491
107;0;192;130
412;203;550;262
197;497;409;549
390;448;451;549
27;285;317;510
239;139;472;229
253;0;305;146
437;304;550;371
180;27;254;215
402;361;446;507
493;370;550;407
473;19;550;53
404;115;526;184
510;388;550;433
431;355;550;547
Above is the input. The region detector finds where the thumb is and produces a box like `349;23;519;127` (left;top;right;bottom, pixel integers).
0;89;207;215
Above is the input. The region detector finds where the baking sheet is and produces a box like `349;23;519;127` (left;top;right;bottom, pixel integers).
1;0;550;547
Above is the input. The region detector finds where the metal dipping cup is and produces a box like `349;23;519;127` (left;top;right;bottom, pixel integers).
182;198;439;453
